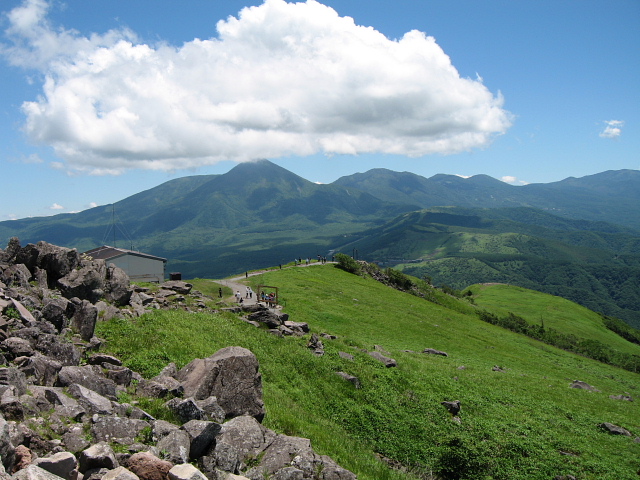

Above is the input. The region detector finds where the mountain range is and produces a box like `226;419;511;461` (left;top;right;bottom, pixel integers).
1;160;639;325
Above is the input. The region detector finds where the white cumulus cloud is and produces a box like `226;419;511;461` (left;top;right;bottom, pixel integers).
3;0;513;174
50;202;64;210
599;120;624;139
501;175;528;185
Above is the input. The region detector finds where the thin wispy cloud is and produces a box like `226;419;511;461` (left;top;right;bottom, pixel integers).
599;120;624;139
2;0;512;175
22;153;43;163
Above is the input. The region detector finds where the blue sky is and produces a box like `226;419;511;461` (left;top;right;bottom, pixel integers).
1;0;638;221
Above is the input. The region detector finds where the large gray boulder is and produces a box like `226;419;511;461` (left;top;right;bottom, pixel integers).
41;298;73;333
77;442;118;473
12;465;65;480
91;416;151;444
14;241;81;288
66;384;113;415
168;464;207;480
56;365;117;400
17;353;63;387
69;300;98;342
35;334;81;366
176;347;265;422
105;265;132;306
0;415;15;471
259;435;318;478
180;420;222;460
2;337;35;360
0;264;31;288
32;451;78;480
57;261;107;304
207;416;275;474
156;430;191;464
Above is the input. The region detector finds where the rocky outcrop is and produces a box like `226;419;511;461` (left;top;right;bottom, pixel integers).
0;238;357;480
175;347;265;422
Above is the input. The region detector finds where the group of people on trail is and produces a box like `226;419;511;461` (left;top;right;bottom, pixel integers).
293;255;330;266
233;286;254;304
261;291;276;306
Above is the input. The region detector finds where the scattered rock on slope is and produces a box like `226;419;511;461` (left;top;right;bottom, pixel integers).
0;238;357;480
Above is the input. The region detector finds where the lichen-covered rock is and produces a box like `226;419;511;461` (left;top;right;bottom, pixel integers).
156;430;190;464
56;365;117;400
91;416;151;444
164;398;205;424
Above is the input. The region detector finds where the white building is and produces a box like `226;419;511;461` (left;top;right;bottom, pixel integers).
84;246;167;283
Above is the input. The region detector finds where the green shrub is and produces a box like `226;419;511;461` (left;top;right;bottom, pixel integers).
385;268;414;290
335;253;361;274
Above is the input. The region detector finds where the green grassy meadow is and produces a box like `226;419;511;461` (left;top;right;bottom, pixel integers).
468;283;640;357
96;265;640;480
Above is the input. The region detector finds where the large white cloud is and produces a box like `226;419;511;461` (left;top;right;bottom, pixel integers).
4;0;512;174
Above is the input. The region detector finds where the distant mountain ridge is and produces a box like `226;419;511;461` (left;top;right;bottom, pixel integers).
1;160;639;325
334;168;640;230
0;161;638;276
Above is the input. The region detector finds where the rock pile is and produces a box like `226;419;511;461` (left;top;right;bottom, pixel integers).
0;239;356;480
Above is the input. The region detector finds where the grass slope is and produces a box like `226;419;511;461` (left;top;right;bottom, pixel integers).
467;283;640;357
96;266;640;480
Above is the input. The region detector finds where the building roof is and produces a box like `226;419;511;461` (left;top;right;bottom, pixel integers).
84;245;167;263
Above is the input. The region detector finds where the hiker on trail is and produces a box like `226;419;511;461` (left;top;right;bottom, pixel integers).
249;288;253;299
235;291;241;302
246;286;251;298
218;287;222;298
